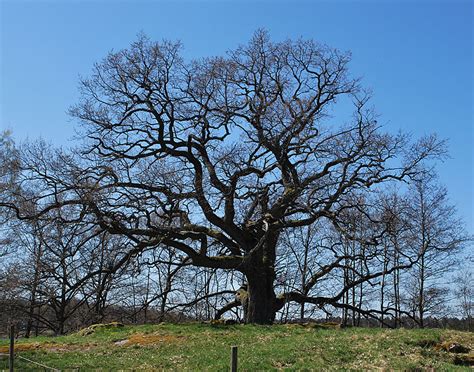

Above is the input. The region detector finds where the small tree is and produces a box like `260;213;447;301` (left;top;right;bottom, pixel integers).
455;268;473;331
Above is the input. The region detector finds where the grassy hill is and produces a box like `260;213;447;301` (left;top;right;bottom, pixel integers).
0;322;472;370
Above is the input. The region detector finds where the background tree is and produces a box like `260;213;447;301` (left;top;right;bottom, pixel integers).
454;266;473;331
0;131;20;258
403;175;467;328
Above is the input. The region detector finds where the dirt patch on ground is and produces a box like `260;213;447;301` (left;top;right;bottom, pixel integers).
0;342;71;353
115;333;186;347
0;343;41;353
0;342;97;353
0;332;184;353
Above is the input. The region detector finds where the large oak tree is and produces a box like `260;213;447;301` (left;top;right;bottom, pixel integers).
2;31;444;324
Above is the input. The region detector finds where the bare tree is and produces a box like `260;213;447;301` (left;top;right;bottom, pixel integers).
404;175;467;328
454;267;473;331
1;31;446;324
280;224;322;321
0;131;20;258
372;190;412;328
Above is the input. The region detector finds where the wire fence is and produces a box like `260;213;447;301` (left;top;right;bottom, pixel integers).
2;325;239;371
2;325;61;372
16;355;61;371
1;352;60;371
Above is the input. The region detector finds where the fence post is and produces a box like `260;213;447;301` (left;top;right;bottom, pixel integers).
9;324;14;372
230;345;237;372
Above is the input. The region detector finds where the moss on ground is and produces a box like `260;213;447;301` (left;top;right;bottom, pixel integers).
0;323;472;370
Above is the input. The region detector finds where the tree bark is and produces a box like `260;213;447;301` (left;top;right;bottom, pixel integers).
238;229;280;324
245;269;277;324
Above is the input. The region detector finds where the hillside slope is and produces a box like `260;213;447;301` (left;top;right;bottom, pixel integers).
0;323;472;370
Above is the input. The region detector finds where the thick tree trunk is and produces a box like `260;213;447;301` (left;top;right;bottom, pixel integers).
243;229;281;324
245;270;277;324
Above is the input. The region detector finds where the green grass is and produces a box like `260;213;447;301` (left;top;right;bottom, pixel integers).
0;323;472;370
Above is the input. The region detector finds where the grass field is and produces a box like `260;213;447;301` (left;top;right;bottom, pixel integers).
0;322;473;370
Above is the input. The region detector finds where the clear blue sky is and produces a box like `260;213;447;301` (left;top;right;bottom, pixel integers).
1;0;473;232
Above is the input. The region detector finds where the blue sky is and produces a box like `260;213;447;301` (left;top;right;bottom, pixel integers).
0;0;473;232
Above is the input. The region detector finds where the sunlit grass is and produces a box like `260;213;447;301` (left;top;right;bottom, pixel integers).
0;323;472;370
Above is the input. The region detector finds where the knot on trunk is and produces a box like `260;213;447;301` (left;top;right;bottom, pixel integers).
236;284;248;305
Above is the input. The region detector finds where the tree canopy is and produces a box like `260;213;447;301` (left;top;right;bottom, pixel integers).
1;31;453;324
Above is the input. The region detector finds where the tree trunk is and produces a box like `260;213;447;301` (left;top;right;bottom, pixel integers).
241;230;279;324
393;249;401;328
56;310;65;336
245;270;277;324
26;239;43;338
418;258;425;329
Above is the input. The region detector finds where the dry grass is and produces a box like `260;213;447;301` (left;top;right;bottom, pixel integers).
124;332;186;346
0;323;472;370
